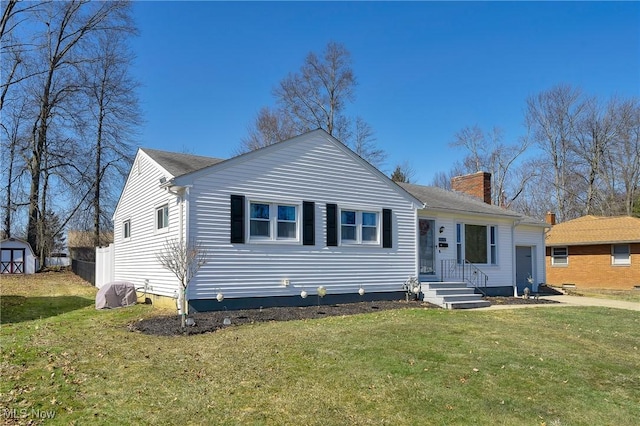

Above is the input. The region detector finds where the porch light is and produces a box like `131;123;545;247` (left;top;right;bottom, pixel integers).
439;226;445;233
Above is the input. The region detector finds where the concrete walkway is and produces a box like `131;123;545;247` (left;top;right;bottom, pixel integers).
479;295;640;312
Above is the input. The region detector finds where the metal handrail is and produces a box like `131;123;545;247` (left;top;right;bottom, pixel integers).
440;258;488;296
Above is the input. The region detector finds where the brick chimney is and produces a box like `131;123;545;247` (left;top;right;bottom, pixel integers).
451;171;492;204
545;211;556;226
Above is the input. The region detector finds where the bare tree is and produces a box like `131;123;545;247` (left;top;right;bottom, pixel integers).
275;41;355;139
353;117;386;169
78;29;140;246
156;239;208;328
572;96;620;215
602;98;640;216
237;107;296;154
526;84;584;221
241;42;387;165
449;125;532;206
20;0;133;257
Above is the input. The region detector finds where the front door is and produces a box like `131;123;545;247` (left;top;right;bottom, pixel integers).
419;219;436;279
515;246;533;295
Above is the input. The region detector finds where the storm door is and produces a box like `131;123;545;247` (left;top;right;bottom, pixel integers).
419;219;436;278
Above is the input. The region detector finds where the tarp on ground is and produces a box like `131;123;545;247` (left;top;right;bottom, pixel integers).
95;281;137;309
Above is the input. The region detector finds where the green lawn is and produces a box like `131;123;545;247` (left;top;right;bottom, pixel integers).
1;272;639;425
568;287;640;303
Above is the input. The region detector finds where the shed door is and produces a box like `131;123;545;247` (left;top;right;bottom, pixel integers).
515;246;533;295
1;248;25;274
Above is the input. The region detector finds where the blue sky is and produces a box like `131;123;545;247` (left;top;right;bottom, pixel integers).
130;1;640;184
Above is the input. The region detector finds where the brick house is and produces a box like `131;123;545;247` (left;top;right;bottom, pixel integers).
545;215;640;289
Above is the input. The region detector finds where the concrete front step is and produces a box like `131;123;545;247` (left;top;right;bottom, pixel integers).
422;281;489;310
447;300;491;309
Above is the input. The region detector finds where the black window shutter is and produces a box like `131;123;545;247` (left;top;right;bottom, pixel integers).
230;195;245;243
303;201;315;246
326;203;338;246
382;208;392;248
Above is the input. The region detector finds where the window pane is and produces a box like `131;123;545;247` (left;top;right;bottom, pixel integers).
341;225;356;241
341;211;356;225
157;205;168;229
552;247;568;265
250;220;270;237
278;205;296;221
362;212;377;226
465;224;487;263
362;227;377;242
612;244;630;264
277;222;296;238
250;203;270;219
123;221;130;238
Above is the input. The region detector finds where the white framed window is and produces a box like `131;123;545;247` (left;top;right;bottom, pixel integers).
249;201;299;242
456;223;497;264
156;204;169;231
123;220;131;240
612;244;630;265
340;209;379;245
551;247;568;266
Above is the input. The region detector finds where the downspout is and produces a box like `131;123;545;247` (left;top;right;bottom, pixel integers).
184;186;192;312
166;183;187;314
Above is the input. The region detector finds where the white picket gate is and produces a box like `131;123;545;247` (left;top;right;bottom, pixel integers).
95;244;115;288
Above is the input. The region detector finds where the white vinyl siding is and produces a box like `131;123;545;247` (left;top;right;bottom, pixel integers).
552;247;568;266
112;151;183;297
612;244;630;265
185;132;418;300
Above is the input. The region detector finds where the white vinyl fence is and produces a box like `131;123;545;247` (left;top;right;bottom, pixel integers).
95;244;115;288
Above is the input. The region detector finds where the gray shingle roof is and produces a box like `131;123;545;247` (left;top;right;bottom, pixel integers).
141;148;224;178
398;182;547;226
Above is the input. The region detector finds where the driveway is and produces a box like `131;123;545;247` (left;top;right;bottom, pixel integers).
480;295;640;312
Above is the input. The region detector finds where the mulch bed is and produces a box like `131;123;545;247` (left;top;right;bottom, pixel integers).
129;299;431;336
129;296;559;337
484;296;560;306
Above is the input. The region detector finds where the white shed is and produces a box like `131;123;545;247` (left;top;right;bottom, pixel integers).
1;238;38;274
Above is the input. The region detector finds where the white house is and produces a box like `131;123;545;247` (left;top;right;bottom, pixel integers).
109;130;548;311
1;238;38;274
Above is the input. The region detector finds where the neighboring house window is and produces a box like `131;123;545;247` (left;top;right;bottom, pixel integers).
340;209;379;245
551;247;568;266
123;220;131;239
156;204;169;230
456;223;497;264
612;244;630;265
249;202;299;241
